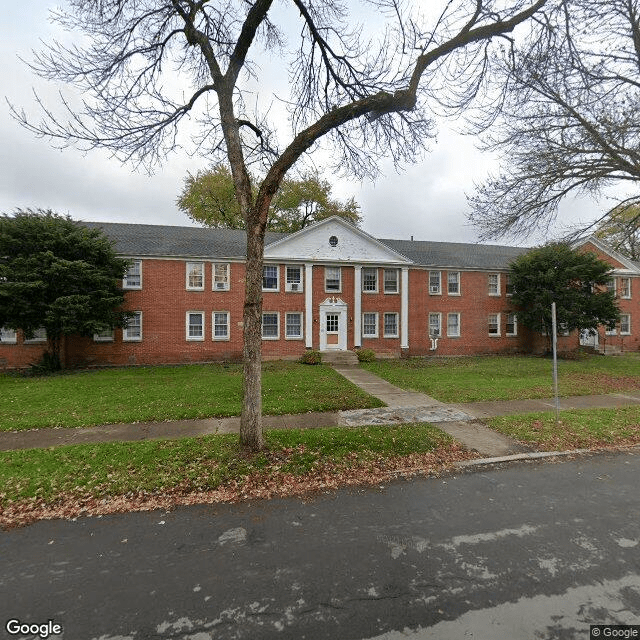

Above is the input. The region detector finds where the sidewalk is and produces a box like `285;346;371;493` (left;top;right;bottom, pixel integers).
3;366;640;457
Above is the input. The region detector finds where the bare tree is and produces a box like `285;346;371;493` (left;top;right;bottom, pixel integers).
11;0;552;450
469;0;640;242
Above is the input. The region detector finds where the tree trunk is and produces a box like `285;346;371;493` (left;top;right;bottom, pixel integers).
240;205;267;450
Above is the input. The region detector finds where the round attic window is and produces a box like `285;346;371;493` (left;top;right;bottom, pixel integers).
329;235;338;247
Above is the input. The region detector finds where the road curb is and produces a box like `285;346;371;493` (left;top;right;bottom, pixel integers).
455;444;640;469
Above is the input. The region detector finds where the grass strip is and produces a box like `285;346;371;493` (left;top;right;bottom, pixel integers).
0;362;383;431
489;405;640;451
0;423;455;505
361;354;640;402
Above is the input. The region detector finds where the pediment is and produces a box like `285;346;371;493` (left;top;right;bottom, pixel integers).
264;217;412;265
573;236;640;273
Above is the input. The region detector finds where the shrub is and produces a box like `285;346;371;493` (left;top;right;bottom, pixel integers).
355;348;376;363
300;350;322;365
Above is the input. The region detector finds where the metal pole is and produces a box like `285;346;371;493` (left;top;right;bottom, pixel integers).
551;302;560;424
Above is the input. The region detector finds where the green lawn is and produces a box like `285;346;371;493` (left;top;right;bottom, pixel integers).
489;406;640;451
0;362;383;431
0;423;462;507
361;354;640;402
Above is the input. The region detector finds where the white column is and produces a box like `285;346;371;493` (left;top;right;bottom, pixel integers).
401;267;409;349
354;265;362;348
305;263;313;348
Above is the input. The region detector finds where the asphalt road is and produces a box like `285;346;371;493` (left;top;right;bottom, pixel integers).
3;451;640;640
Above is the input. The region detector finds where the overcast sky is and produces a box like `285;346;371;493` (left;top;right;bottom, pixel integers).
0;3;612;248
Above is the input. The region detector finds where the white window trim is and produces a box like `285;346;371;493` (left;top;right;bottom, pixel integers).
285;265;303;293
506;313;518;337
262;312;280;340
24;328;47;344
362;312;379;338
429;271;442;295
123;311;143;342
212;263;231;291
123;259;142;290
621;314;632;335
93;329;114;342
186;262;205;291
447;312;460;337
621;277;631;299
362;267;379;293
428;312;442;337
262;264;280;292
212;311;230;341
383;269;399;294
488;273;501;296
285;312;304;340
447;272;461;296
607;277;617;295
505;274;514;297
325;266;342;293
488;313;501;336
186;311;205;341
383;312;399;338
0;327;18;344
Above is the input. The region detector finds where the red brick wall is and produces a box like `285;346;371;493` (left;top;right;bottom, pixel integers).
4;254;640;368
407;269;527;356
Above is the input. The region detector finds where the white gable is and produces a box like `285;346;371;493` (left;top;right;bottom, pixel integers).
264;217;412;265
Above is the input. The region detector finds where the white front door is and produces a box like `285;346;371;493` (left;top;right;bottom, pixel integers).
319;298;348;350
580;329;599;348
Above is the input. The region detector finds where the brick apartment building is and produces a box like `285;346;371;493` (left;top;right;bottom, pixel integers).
1;216;638;368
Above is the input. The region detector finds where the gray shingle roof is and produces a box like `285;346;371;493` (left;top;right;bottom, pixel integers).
82;221;529;269
380;239;529;270
82;221;287;259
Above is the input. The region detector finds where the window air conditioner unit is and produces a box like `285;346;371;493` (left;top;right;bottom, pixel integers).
290;283;299;291
215;282;227;290
430;286;439;294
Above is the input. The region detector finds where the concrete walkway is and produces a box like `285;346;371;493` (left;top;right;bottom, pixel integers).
3;366;640;457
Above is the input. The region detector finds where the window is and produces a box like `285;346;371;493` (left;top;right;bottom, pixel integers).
559;322;570;336
447;313;460;337
447;272;460;295
384;312;398;337
186;262;204;290
212;312;229;340
506;313;517;336
286;266;303;292
186;312;204;341
326;313;339;332
262;313;279;339
621;277;631;299
429;271;441;295
606;324;617;336
488;273;500;296
285;312;303;339
24;327;46;343
606;277;616;294
362;312;378;337
213;263;230;291
325;267;341;292
362;268;378;292
123;260;142;289
262;265;279;291
0;327;17;344
621;314;631;335
429;312;441;337
93;328;114;342
384;269;399;293
505;274;514;296
123;312;142;341
488;313;501;336
329;235;338;247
